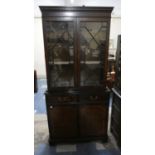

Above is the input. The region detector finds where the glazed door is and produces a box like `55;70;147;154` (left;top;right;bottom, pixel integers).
77;18;109;87
43;18;77;89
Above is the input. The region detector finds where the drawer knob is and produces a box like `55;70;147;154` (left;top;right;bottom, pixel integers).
50;106;53;109
90;96;98;100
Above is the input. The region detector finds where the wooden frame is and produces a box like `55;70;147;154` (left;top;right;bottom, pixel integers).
40;6;113;144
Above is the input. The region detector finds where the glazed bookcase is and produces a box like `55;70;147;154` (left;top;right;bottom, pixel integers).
40;6;113;144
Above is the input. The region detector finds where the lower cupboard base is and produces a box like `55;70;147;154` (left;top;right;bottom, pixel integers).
48;135;108;145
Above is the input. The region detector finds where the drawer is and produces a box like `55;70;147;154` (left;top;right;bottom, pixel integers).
46;94;77;103
80;94;104;103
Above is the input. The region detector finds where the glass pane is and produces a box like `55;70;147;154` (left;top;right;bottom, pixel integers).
50;65;74;87
45;21;74;87
80;22;107;86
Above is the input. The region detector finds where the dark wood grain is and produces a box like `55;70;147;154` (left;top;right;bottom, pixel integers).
40;6;113;144
48;106;78;138
79;105;108;136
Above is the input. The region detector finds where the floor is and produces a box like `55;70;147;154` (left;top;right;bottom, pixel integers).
34;79;121;155
34;79;47;114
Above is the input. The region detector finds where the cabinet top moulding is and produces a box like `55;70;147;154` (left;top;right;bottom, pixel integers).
39;6;113;17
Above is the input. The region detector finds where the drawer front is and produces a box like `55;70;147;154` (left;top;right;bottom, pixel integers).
80;94;104;103
46;94;77;103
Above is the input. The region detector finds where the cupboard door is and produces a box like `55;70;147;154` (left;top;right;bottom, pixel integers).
79;105;108;136
48;106;78;138
78;19;108;86
44;19;76;88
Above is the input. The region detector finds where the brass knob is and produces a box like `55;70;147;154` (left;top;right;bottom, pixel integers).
90;96;98;100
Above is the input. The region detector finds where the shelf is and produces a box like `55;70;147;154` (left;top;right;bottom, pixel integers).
80;61;100;64
49;61;101;65
49;61;74;65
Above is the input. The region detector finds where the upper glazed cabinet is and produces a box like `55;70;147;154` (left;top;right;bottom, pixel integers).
40;7;113;90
